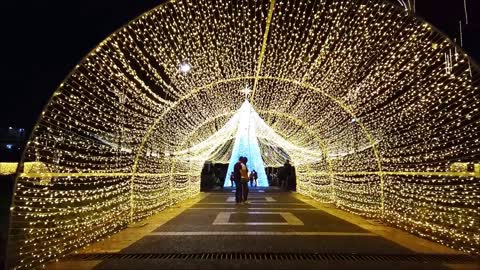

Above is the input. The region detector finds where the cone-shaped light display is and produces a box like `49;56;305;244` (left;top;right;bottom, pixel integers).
225;100;269;187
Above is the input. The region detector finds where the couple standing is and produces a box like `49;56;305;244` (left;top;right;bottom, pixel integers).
233;156;250;204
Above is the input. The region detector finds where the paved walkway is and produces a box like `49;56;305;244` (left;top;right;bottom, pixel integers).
48;188;476;270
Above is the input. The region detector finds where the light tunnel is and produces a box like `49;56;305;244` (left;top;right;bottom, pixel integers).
7;0;480;268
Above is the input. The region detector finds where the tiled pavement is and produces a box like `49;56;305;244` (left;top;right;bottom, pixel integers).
81;188;464;270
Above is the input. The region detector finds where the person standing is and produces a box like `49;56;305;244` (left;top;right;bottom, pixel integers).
249;169;254;187
233;156;244;203
282;160;292;190
230;172;235;187
240;156;250;203
251;169;258;187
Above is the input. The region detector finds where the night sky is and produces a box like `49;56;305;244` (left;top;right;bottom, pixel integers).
1;0;479;131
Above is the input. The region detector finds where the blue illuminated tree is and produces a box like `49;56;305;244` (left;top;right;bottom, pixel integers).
224;100;269;187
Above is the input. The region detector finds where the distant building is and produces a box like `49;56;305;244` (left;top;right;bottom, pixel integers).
0;127;27;162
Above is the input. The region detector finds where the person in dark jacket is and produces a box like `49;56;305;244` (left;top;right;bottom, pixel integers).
240;157;249;203
250;169;258;187
233;156;245;203
230;172;235;187
281;160;292;190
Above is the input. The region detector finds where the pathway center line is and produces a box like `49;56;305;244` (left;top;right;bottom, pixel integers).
226;196;276;202
196;203;305;205
212;211;304;226
189;208;319;210
149;232;378;236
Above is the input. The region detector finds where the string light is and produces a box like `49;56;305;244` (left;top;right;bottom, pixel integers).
6;0;480;268
240;85;252;99
179;62;192;74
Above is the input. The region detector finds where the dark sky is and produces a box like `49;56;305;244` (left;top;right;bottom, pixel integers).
1;0;479;130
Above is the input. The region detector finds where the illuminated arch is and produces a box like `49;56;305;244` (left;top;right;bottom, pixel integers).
7;0;480;268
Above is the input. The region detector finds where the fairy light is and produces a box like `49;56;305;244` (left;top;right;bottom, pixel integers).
6;0;480;268
179;62;192;74
240;85;252;99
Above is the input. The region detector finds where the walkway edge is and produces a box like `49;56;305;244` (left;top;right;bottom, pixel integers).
46;193;209;270
291;193;462;255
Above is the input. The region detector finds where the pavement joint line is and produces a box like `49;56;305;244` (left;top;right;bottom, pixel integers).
226;196;276;202
197;202;305;205
148;231;378;236
72;193;209;253
208;193;272;196
213;222;299;225
291;193;464;255
208;193;272;195
46;193;211;269
189;208;320;210
212;211;304;225
47;192;474;270
229;190;267;193
210;196;276;198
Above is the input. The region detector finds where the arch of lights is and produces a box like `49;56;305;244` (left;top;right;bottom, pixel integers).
7;0;480;268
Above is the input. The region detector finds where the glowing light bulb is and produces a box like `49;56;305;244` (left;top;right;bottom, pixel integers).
179;62;191;73
240;85;251;98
